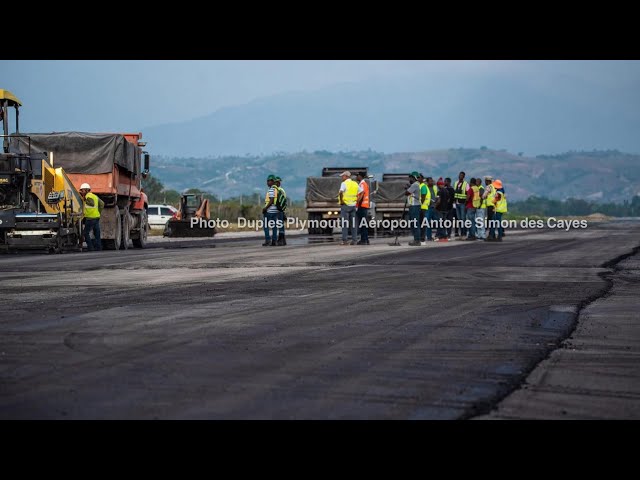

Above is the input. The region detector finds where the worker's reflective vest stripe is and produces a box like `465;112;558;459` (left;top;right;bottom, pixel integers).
471;185;482;208
420;183;428;210
84;192;101;219
359;180;370;208
454;180;468;201
264;187;277;207
341;179;359;205
276;186;287;211
478;186;487;209
423;185;438;209
495;191;508;213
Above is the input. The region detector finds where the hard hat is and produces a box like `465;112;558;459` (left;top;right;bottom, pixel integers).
80;183;91;190
493;179;503;189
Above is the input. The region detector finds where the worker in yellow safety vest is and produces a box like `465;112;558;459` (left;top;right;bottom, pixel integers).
274;176;287;246
483;175;496;240
453;171;469;236
422;176;439;242
79;182;104;251
418;174;428;242
339;171;359;245
475;178;487;239
487;179;508;242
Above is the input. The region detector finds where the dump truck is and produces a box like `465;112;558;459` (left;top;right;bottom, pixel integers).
163;193;216;237
13;132;151;250
373;173;411;233
1;89;84;252
305;167;372;235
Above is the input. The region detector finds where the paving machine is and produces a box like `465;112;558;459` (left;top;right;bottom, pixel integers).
0;89;83;252
163;193;216;237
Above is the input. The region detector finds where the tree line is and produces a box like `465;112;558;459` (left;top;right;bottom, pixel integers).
145;175;640;219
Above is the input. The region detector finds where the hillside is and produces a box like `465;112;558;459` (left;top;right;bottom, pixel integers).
143;73;640;158
149;148;640;203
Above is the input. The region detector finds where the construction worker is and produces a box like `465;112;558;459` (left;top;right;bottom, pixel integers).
355;171;370;245
262;174;279;246
453;171;469;237
419;174;428;242
131;187;148;212
464;177;478;240
435;177;449;240
405;171;422;246
444;177;456;238
79;183;104;251
475;178;487;240
339;171;359;245
274;176;287;246
483;176;496;240
422;176;438;243
487;179;507;241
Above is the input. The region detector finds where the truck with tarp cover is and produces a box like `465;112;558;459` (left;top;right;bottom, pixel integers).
305;167;371;235
12;131;151;250
373;173;411;233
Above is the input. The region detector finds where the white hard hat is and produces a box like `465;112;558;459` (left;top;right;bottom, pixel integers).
80;183;91;190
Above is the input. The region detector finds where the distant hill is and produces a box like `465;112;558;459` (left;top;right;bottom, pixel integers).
149;148;640;203
143;73;640;158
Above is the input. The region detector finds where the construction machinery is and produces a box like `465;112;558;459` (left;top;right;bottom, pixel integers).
305;167;373;235
373;173;411;234
163;193;216;237
0;89;83;252
12;131;151;250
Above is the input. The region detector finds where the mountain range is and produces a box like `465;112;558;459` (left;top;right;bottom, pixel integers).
143;71;640;158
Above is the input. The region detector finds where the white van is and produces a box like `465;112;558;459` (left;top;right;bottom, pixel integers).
147;204;178;229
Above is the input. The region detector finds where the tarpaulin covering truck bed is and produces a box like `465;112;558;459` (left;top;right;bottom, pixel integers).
11;132;140;175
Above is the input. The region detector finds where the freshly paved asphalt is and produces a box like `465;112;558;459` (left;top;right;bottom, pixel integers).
0;220;638;419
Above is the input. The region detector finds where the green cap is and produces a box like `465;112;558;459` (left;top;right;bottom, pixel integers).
410;171;420;179
267;174;276;181
275;176;281;181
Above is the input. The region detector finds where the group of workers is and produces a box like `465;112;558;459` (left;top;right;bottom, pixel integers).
403;171;508;246
331;170;507;246
261;170;507;247
337;170;371;245
261;170;370;246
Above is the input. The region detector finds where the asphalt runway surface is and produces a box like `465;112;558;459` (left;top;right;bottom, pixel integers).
1;220;638;419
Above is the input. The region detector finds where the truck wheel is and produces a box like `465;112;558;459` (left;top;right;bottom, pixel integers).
133;211;148;248
120;210;130;250
102;206;122;250
323;219;334;235
308;213;320;235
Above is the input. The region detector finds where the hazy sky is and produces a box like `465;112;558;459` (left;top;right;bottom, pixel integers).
3;60;639;134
